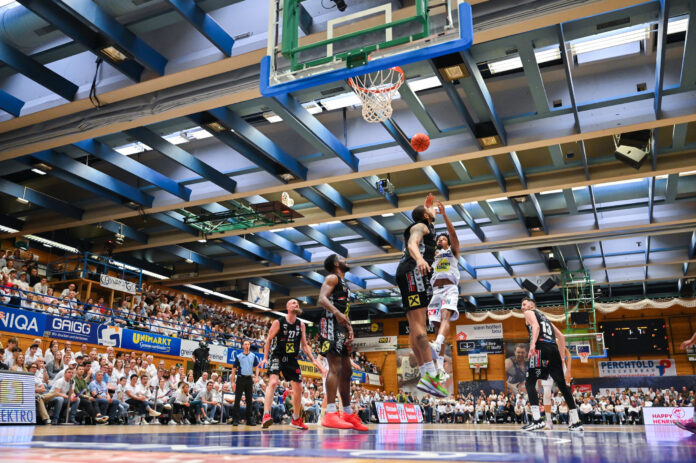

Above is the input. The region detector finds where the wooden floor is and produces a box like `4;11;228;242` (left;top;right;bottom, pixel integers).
2;423;694;463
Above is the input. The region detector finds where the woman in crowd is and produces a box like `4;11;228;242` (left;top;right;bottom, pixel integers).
44;340;59;366
46;350;65;382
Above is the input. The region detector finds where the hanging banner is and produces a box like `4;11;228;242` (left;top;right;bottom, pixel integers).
456;323;503;340
99;274;137;294
44;316;99;344
375;402;423;423
352;336;397;352
687;346;696;362
468;352;488;368
598;359;678;377
120;329;181;356
0;306;46;337
366;373;382;386
457;339;504;355
180;339;228;364
643;407;694;424
354;322;384;337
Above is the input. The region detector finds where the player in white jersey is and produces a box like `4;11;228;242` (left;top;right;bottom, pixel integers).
427;201;460;379
539;345;572;429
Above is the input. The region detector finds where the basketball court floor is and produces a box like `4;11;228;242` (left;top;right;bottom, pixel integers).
1;424;695;463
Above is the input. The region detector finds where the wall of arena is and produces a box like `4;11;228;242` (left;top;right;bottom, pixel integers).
365;304;696;394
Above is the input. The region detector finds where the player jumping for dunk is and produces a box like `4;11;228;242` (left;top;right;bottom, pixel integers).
259;299;324;430
396;193;448;397
520;297;583;431
318;254;368;431
428;200;460;380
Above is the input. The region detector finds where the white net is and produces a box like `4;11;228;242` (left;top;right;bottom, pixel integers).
348;67;404;123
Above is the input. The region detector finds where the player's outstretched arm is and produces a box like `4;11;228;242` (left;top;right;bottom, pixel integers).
408;223;431;276
681;332;696;350
437;201;459;258
524;310;540;358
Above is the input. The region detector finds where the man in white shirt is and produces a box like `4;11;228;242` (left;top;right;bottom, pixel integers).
146;355;158;378
579;399;593;424
125;374;161;424
44;366;79;424
34;277;49;295
194;371;209;394
25;344;41;367
60;283;77;299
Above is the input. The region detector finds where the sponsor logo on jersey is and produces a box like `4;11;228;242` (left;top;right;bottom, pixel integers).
408;295;421;307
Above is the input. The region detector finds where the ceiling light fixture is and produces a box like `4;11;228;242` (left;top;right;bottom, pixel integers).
31;168;46;175
16;186;29;205
23;235;79;253
488;47;561;74
100;45;129;62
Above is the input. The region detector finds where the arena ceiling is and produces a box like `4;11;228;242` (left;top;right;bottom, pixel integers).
1;0;695;319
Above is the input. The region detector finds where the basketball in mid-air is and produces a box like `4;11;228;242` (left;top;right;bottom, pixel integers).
410;133;430;152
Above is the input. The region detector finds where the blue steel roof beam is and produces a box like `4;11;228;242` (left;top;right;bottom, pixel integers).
160;245;222;272
508;199;531;237
354;175;398;208
297;271;324;288
256;230;311;262
552;246;567;271
428;61;476;135
495;293;505;305
460;50;507;144
31;150;154;207
547;145;565;168
151;211;199;236
685;231;696;277
665;174;679;202
73;139;191;200
0;89;24;117
598;241;610;289
654;0;669;118
42;167;127;205
248;277;290;296
220;236;282;265
364;265;397;286
344;272;366;289
201;109;308;181
295;225;348;257
651;131;659;171
528;193;548;234
397;83;440;136
557;24;581;133
16;0;144;81
295;187;336;216
99;220;148;244
342;222;388;253
673;123;688;148
356;217;403;251
563;189;578;214
0;213;24;231
644;236;651;281
648;177;656;223
165;0;234;56
314;184;353;213
679;0;696;88
421;166;449;200
0;179;82;220
588;186;599;228
574;244;585;271
517;41;550;116
578;141;590;180
486;157;507;192
370;303;389;314
508;152;527;189
381;118;418;162
451;204;485;242
0;40;77;101
58;0;167;75
217;240;267;264
477;200;500;224
450;161;472;182
125;127;236;193
466;296;477;308
267;94;359;171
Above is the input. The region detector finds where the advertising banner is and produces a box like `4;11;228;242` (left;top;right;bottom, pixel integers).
96;325;122;348
468;352;488;368
44;316;99;344
298;360;322;379
598;359;678;377
120;329;182;356
398;321;435;335
375;402;424;423
457;339;504;355
354;322;384;337
0;306;46;337
0;371;35;424
687;346;696;362
351;371;366;383
180;339;228;364
456;323;503;340
643;407;694;424
351;336;397;352
572;384;593;394
99;274;137;294
366;373;381;386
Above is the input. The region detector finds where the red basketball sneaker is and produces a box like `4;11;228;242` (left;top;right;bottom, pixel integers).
262;413;273;428
291;417;309;430
342;413;368;431
675;420;696;434
321;411;353;429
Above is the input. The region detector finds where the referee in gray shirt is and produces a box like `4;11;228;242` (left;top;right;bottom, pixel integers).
232;340;259;426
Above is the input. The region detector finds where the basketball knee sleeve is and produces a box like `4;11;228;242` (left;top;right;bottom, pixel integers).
543;386;552;406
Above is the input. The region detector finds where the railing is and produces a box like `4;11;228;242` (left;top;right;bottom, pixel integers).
47;253;143;291
0;284;264;351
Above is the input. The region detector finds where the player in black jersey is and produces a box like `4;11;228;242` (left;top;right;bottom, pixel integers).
318;254;367;431
520;297;584;431
396;193;448;397
259;298;323;430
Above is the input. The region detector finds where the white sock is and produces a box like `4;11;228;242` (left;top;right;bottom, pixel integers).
419;365;427;375
546;411;553;425
293;413;299;420
435;334;445;346
343;406;352;415
423;361;437;375
437;356;445;371
569;408;579;424
327;403;337;413
531;405;541;421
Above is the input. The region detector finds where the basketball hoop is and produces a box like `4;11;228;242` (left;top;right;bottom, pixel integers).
348;66;405;123
578;351;590;364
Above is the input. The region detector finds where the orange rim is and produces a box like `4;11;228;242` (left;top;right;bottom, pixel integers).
348;66;405;94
